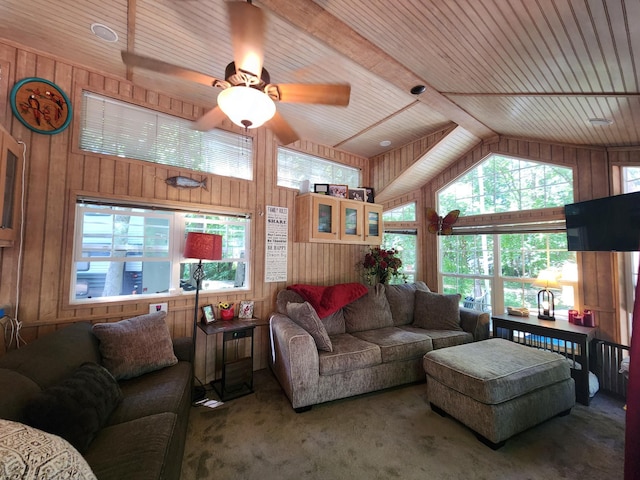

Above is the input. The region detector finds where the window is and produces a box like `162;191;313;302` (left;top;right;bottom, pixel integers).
277;147;360;190
382;230;417;283
437;155;576;314
621;166;640;343
383;203;416;222
438;155;573;215
80;91;253;180
72;200;250;303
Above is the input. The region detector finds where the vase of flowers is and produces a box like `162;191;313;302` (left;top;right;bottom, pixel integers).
218;302;235;320
361;247;405;285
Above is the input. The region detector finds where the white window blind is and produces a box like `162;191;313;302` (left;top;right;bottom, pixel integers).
277;147;360;189
80;91;253;180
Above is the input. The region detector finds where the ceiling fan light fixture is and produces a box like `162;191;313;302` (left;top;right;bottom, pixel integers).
217;86;276;129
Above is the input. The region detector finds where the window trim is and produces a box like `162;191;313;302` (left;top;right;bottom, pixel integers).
67;193;253;306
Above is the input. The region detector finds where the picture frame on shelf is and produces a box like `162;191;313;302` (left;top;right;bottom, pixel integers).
348;187;367;202
239;300;254;319
328;184;348;198
202;304;216;324
360;187;375;203
314;183;329;195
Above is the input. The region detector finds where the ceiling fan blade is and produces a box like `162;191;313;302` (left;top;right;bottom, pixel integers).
266;111;300;145
121;51;219;87
192;106;227;131
227;1;265;79
276;84;351;106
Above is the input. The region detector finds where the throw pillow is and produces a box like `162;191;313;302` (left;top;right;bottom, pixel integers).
92;311;178;380
343;283;394;333
23;362;122;454
413;290;463;331
0;419;97;480
286;302;333;352
385;281;431;326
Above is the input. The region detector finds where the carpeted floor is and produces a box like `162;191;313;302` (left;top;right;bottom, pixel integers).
181;369;625;480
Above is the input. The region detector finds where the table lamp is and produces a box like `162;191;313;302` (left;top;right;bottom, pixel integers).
534;269;560;321
184;232;223;400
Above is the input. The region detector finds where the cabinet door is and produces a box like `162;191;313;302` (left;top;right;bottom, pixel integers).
364;204;383;244
340;199;364;242
0;129;22;246
311;195;340;241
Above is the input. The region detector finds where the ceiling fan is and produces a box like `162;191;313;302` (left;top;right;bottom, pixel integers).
121;0;351;145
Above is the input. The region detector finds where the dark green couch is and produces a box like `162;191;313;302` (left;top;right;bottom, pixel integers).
0;321;192;480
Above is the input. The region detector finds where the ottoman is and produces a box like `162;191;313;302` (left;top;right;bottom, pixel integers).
423;338;575;449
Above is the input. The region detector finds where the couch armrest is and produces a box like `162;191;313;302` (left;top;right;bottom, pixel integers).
269;313;320;410
459;308;490;341
172;337;193;363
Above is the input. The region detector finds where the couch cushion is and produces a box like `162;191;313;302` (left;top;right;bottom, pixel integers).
423;338;572;404
23;362;122;454
92;311;178;380
287;283;368;318
285;302;333;352
0;419;97;480
84;412;177;480
385;281;430;326
352;327;433;362
413;290;463;331
108;361;192;426
400;325;473;349
0;369;41;421
343;284;394;333
318;334;382;375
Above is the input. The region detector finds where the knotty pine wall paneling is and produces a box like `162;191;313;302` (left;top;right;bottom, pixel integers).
0;40;368;360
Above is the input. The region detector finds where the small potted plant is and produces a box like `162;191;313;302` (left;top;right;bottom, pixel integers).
218;302;235;320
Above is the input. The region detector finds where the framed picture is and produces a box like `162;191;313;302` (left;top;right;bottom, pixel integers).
348;187;367;202
328;184;348;198
10;77;73;134
314;183;329;195
360;187;375;203
239;300;254;319
201;304;215;324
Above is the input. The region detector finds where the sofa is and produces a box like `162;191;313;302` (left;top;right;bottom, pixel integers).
0;311;192;480
269;282;490;411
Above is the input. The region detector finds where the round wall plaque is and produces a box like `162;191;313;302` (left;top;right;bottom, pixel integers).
10;77;72;134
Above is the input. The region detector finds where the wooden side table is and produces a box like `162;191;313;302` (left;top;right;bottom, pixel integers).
491;313;597;405
198;318;258;401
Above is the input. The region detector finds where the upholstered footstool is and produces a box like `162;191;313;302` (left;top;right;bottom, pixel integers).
423;338;575;449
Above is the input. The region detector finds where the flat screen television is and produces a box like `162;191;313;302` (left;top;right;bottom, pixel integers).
564;191;640;252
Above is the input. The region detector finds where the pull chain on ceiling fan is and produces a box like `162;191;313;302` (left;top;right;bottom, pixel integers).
121;0;351;145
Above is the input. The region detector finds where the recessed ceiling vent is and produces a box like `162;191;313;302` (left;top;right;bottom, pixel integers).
91;23;119;43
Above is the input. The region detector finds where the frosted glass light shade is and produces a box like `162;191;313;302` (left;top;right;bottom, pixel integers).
217;86;276;129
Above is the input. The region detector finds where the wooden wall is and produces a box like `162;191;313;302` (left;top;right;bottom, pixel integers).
0;40;368;365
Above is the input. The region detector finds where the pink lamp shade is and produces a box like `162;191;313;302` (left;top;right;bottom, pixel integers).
184;232;223;261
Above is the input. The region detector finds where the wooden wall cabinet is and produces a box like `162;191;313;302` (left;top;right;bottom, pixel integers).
0;124;22;247
295;193;383;245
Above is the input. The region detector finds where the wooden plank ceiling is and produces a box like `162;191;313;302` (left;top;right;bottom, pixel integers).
0;0;638;199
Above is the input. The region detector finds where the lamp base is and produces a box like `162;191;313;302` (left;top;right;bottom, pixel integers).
537;314;556;321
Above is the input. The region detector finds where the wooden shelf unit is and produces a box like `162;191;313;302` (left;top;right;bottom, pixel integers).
0;124;22;248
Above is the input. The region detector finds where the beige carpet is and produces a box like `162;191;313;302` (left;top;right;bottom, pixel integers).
181;369;625;480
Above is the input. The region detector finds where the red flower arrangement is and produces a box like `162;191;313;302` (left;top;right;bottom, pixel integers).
362;247;405;285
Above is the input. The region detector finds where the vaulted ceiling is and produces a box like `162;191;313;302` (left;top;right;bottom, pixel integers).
1;0;638;191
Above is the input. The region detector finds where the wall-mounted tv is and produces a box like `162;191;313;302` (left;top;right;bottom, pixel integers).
564;191;640;252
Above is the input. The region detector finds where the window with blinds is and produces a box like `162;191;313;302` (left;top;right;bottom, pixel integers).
79;91;253;180
277;147;360;190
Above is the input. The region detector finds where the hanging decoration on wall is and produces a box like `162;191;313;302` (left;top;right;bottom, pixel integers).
426;207;460;235
10;77;72;134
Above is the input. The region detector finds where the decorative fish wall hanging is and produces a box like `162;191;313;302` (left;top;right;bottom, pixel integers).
165;176;208;191
426;207;460;235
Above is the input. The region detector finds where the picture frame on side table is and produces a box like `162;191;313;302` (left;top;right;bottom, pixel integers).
328;184;348;198
348;188;367;202
202;304;216;324
239;300;255;319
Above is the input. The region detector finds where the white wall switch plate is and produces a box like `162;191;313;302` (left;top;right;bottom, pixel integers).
149;302;168;314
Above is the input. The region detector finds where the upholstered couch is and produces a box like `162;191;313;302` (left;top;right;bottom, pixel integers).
269;282;490;411
0;312;192;480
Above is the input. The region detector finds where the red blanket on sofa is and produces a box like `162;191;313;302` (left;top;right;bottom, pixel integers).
287;283;368;318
